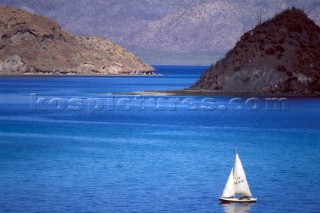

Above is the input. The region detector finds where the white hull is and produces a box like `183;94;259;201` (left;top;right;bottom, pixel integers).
219;197;257;203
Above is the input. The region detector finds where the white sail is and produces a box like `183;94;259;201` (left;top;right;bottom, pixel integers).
221;168;235;197
233;153;252;196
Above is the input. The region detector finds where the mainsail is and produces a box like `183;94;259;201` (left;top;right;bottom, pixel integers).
221;152;252;197
233;153;252;196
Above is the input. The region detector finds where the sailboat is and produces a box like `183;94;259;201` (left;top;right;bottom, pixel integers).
219;150;257;202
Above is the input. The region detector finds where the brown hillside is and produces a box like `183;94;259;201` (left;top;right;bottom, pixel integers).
191;8;320;95
0;5;154;75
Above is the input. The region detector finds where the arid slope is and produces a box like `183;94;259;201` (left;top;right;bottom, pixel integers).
0;6;154;75
191;8;320;95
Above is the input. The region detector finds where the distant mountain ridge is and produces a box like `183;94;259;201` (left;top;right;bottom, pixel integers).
190;8;320;95
1;0;319;65
0;5;154;75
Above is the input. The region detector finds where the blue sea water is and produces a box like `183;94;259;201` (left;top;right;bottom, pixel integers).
0;65;320;213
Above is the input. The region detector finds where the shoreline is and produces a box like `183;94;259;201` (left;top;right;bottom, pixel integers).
2;75;319;97
0;74;163;77
114;89;320;97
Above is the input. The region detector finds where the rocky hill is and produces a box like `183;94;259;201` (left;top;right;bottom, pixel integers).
1;0;319;65
0;5;154;75
190;8;320;95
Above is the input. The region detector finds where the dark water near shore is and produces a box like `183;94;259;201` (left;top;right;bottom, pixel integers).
0;66;320;212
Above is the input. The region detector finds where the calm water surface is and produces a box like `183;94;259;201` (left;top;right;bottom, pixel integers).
0;66;320;212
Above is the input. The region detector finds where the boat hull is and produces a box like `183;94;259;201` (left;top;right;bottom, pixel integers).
219;197;257;203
